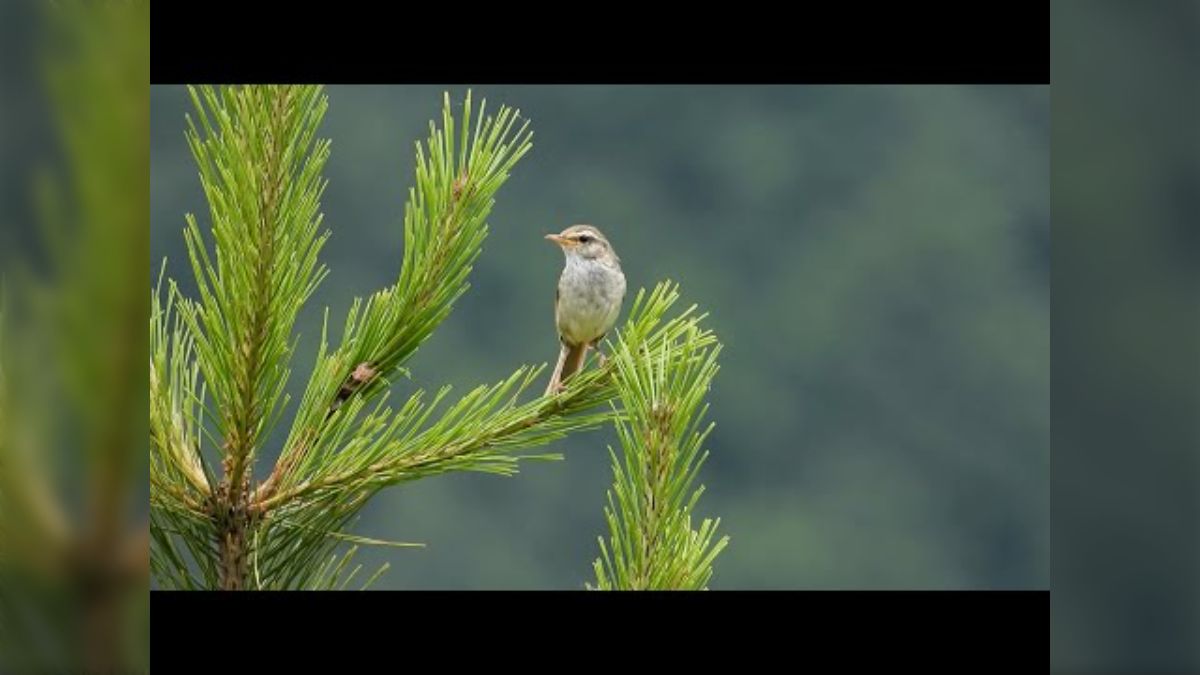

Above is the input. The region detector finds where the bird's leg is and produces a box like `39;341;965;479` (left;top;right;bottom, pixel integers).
546;342;570;396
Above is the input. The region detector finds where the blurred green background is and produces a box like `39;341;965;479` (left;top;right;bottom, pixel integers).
150;85;1048;590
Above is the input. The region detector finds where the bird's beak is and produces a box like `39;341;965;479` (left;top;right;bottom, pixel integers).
545;233;567;246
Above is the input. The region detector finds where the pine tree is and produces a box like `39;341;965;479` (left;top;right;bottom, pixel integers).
150;84;726;590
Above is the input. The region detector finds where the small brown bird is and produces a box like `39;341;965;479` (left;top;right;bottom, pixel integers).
544;224;626;395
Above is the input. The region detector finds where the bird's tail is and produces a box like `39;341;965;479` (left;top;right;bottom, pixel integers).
546;342;589;395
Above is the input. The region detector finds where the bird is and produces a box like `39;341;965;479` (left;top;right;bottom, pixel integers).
544;224;627;395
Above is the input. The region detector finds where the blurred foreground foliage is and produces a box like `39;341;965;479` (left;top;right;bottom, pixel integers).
0;0;149;672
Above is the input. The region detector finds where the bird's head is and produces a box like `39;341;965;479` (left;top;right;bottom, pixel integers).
545;224;618;263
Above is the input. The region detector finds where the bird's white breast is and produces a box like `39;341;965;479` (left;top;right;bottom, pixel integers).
557;256;626;346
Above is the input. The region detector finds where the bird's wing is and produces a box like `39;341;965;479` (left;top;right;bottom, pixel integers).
553;279;563;339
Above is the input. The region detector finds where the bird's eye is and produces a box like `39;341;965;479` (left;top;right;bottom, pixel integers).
578;235;593;243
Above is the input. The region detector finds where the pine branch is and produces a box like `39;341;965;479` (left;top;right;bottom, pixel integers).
589;315;729;590
255;91;531;505
263;284;707;511
178;85;330;507
247;282;709;588
173;84;331;588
